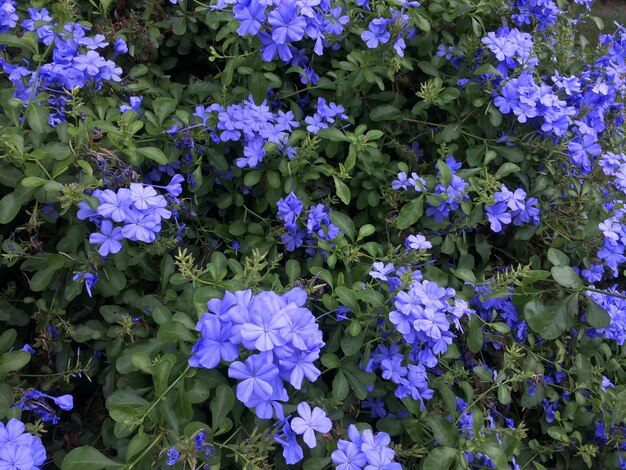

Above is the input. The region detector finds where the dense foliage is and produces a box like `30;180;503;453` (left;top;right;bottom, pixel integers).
1;0;626;468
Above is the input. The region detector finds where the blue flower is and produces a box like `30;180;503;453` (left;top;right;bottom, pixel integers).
228;354;279;403
89;220;124;256
361;19;390;49
290;402;332;448
0;419;46;469
268;3;306;44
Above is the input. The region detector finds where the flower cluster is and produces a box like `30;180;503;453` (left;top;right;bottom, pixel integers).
189;288;324;419
360;4;418;57
195;97;300;168
77;178;181;257
304;97;348;134
511;0;560;31
430;157;470;222
367;263;473;408
14;389;74;425
276;192;341;253
481;27;537;75
330;424;401;470
0;6;123;126
485;184;540;233
0;418;47;470
213;0;349;65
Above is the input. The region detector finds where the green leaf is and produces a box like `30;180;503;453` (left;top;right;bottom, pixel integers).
467;315;483;353
333;176;351;204
321;353;341;369
317;127;348;142
551;266;583;289
210;384;235;432
286;259;301;282
396;197;424;229
495;163;521;178
332;371;349;400
0;329;17;353
424;416;459;447
250;72;268;105
0;185;35;224
136;147;168;165
126;430;150;462
0;383;13;419
437;159;452;187
523;300;568;340
498;385;511;405
586;298;610;329
357;224;375;241
493;145;524;163
20;176;47;188
62;447;123;470
369;105;402;121
25;103;51;134
157;321;196;343
547;248;569;266
329;211;355;241
0;350;30;375
422;447;458;470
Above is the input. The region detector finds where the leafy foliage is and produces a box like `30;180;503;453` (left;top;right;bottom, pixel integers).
0;0;625;469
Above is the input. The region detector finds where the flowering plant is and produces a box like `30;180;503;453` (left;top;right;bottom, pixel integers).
0;0;625;469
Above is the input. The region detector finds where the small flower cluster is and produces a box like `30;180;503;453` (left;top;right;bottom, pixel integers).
213;0;349;64
471;283;529;345
189;288;324;419
360;3;419;57
392;157;470;223
277;192;341;253
367;264;473;408
77;177;182;256
0;6;123;126
511;0;561;31
304;97;348;134
197;97;300;168
0;418;47;470
493;71;577;136
429;157;470;222
485;184;540;233
14;389;74;425
481;27;537;76
330;424;401;470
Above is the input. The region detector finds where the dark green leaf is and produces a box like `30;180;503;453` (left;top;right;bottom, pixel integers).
0;350;30;375
396;196;424;229
210;384;235;432
586;298;610;329
62;447;123;470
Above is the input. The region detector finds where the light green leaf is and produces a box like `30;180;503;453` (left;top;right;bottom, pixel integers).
551;266;583;289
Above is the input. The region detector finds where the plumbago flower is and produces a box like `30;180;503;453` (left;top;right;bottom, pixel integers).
77;176;182;256
189;288;325;420
0;419;47;470
0;5;124;126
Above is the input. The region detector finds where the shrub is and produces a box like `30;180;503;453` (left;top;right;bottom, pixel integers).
0;0;625;469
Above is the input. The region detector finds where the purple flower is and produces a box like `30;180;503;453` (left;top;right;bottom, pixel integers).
361;19;390;48
485;202;511;232
268;3;306;44
228;354;279;403
290;402;332;448
114;38;128;54
89;220;124;256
